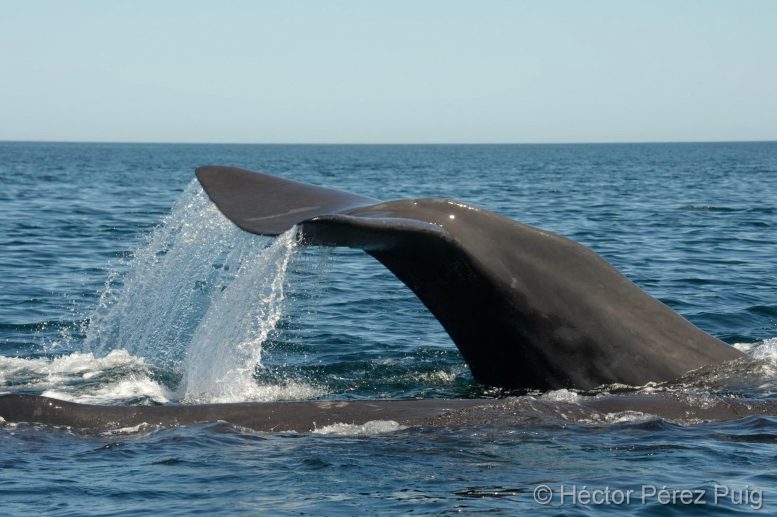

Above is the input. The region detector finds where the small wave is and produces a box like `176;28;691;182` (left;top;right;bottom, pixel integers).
681;204;742;212
313;420;407;436
681;204;777;214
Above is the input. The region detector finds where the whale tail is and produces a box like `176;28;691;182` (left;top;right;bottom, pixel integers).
195;166;744;390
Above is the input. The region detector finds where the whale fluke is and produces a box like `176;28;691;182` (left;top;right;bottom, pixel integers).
195;166;744;390
196;165;377;235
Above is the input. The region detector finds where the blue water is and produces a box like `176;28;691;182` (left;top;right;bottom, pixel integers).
1;142;776;514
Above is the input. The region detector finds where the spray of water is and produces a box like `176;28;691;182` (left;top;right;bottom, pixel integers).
81;181;311;403
182;229;297;402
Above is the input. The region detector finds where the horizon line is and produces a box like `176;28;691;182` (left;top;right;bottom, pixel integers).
1;138;776;146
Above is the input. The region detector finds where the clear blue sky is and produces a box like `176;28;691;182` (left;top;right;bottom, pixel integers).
2;0;775;143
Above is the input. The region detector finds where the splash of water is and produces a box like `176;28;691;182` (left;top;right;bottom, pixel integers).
182;229;298;402
85;182;256;363
80;181;310;403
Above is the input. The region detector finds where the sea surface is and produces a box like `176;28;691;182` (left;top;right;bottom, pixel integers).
1;142;776;514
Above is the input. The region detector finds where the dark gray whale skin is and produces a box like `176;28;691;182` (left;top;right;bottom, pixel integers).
1;393;773;433
195;166;743;390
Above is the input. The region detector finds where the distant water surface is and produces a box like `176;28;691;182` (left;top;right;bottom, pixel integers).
1;142;776;514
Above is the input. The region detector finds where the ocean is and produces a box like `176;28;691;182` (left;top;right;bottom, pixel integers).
1;141;775;514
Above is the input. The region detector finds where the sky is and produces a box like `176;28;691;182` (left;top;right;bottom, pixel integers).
1;0;775;144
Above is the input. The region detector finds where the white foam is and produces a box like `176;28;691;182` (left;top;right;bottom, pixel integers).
313;420;407;435
735;337;777;362
576;410;656;425
43;377;172;405
183;380;325;404
0;349;152;393
0;355;47;384
541;388;580;403
600;411;655;424
100;423;152;436
0;347;321;405
47;349;146;374
416;369;460;384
